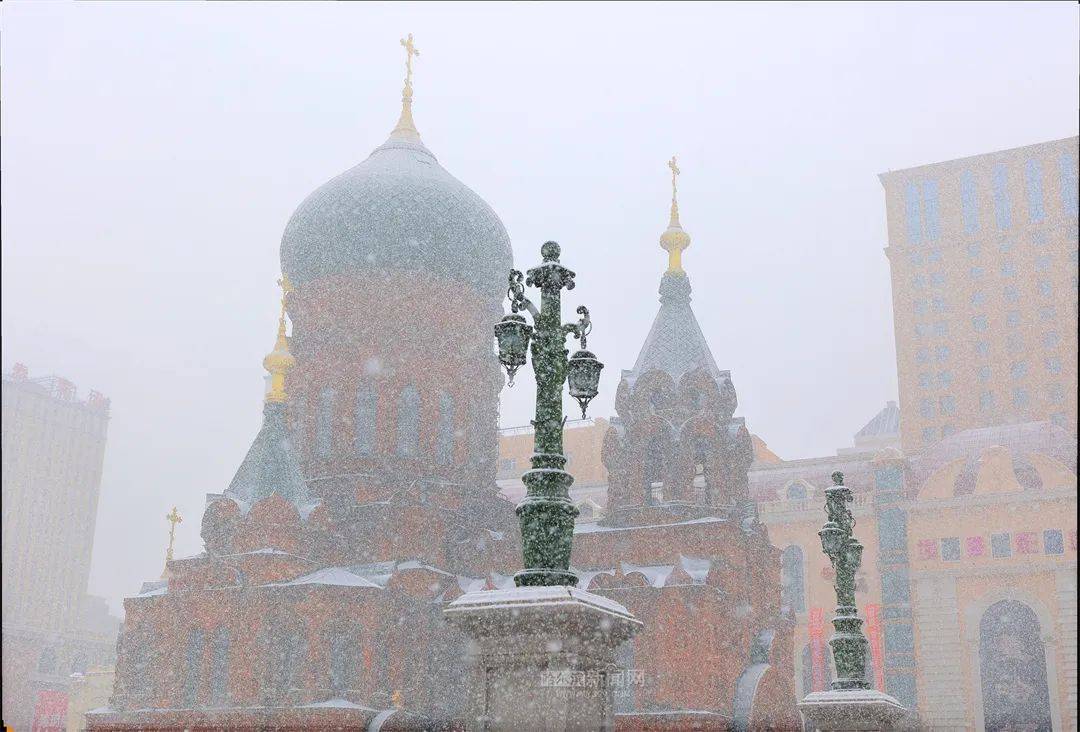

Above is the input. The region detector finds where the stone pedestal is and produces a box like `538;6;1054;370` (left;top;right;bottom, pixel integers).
444;586;642;732
798;689;907;731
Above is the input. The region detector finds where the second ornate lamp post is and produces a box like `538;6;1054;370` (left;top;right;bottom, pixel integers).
494;240;602;587
819;471;871;691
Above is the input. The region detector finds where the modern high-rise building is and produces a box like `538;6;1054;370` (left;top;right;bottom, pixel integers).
2;363;117;730
879;136;1079;451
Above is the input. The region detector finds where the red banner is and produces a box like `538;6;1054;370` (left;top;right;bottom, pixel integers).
865;603;886;692
31;690;67;732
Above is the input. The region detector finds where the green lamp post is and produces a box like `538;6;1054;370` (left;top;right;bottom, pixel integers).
494;241;602;587
819;471;871;690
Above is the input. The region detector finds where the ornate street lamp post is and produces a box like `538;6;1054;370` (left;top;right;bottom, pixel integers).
494;240;602;587
819;471;871;690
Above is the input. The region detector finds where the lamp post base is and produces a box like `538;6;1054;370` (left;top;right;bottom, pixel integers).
798;689;908;731
444;586;642;732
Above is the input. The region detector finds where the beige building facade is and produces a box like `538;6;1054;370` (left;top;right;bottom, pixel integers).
2;364;118;730
879;136;1079;451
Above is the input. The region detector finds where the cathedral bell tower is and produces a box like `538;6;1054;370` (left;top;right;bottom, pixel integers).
601;157;757;527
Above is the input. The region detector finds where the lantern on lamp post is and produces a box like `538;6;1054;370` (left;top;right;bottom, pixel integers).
818;471;871;691
495;240;603;587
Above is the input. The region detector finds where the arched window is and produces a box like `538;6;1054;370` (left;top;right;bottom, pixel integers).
693;437;708;477
354;383;377;456
261;620;308;703
315;387;336;459
395;385;420;457
786;481;808;501
643;436;664;504
182;627;205;707
327;625;360;692
435;392;455;465
781;546;806;614
209;627;230;705
979;600;1052;731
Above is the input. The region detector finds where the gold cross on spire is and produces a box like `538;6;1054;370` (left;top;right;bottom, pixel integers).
264;274;296;404
668;155;681;201
660;155;691;273
165;506;182;564
400;33;420;90
392;33;421;139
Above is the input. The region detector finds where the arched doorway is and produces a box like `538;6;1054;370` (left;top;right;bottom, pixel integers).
979;599;1052;732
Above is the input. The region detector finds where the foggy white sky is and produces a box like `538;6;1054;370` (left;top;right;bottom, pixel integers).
2;2;1077;616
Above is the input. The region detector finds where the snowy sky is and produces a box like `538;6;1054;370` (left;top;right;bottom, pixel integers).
2;2;1077;616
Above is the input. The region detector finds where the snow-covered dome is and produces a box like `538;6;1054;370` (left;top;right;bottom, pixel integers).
279;124;513;305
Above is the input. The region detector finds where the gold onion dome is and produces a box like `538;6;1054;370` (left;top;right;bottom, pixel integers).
660;155;691;273
263;276;295;403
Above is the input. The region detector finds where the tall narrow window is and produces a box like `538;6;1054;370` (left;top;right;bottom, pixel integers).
922;180;940;239
209;627;230;705
992;163;1012;230
354;383;377;456
327;626;358;692
643;436;664;504
904;182;922;244
961;170;979;234
435;392;455;465
395;385;420;457
183;627;206;707
315;387;335;459
1024;159;1045;222
979;601;1052;731
780;545;806;614
1061;153;1079;218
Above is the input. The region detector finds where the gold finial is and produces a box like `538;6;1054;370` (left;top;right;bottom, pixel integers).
263;275;296;403
163;506;182;576
660;155;691;272
391;33;421;140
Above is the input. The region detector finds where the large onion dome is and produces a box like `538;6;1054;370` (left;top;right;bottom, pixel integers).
279;71;513;306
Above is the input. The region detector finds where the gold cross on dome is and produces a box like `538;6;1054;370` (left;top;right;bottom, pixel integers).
400;33;420;89
668;155;681;200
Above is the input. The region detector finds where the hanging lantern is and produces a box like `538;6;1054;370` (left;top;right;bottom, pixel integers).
844;537;864;570
494;314;532;385
567;349;603;418
818;521;844;557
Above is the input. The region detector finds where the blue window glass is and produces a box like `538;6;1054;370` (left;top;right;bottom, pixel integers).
1010;361;1028;379
1046;357;1062;375
1035;255;1050;272
1043;331;1060;348
1001;261;1016;277
977;365;991;381
967;242;981;258
904;182;922;244
1025;159;1045;222
911;274;925;289
435;391;455;465
395;385;421;457
922;427;938;444
961;170;979;234
1003;286;1019;303
922;180;941;239
919;399;934;418
913;300;927;316
918;372;932;389
315;387;335;459
1061;153;1078;218
354;383;377;456
915;323;930;338
1044;529;1064;555
971;291;986;306
1048;385;1064;404
1006;334;1023;353
933;321;948;337
931;297;946;313
980;391;994;410
937;371;953;388
991;533;1011;558
1038;280;1052;297
1006;311;1021;328
927;248;942;263
941;537;961;561
929;271;945;287
935;345;950;362
781;546;806;613
975;342;990;357
1013;388;1030;408
941;424;956;438
940;395;956;415
972;315;989;332
916;348;929;364
1038;306;1056;321
992;164;1011;229
970;266;984;278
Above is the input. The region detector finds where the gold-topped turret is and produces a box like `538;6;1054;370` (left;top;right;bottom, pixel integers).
391;33;421;140
161;506;182;579
263;275;295;403
660;155;691;273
